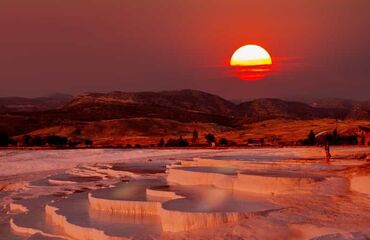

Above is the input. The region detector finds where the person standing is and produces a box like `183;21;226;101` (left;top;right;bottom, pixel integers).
324;144;331;162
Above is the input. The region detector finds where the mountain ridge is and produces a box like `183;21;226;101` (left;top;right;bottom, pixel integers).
0;89;369;137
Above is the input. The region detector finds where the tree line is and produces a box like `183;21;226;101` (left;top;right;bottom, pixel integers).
157;130;236;147
301;128;359;146
0;132;93;147
1;128;361;148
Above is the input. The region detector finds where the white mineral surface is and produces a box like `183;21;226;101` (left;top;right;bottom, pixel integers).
0;147;369;240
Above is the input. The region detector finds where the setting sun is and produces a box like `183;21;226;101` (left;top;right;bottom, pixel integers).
230;45;272;66
230;44;272;81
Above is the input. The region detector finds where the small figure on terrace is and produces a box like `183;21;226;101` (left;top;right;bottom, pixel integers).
324;144;331;162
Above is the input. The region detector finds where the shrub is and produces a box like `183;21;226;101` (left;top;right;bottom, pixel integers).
165;137;189;147
165;138;179;147
22;135;32;146
178;137;189;147
158;138;165;147
219;138;228;146
74;127;82;136
0;132;9;146
32;136;44;146
84;139;93;146
46;135;68;146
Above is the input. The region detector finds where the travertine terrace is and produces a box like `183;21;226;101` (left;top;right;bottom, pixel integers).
1;148;369;239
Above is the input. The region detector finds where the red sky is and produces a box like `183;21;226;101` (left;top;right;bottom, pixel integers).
0;0;369;100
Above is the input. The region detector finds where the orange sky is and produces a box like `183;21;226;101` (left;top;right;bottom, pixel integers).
0;0;369;100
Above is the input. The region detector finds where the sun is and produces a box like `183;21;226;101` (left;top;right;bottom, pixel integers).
230;45;272;66
230;44;272;80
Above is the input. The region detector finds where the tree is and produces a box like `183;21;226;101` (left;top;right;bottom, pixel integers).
158;138;165;147
260;138;265;146
74;127;82;136
219;138;228;146
205;133;216;145
192;129;199;144
307;130;316;145
0;132;9;146
332;128;340;145
332;128;338;138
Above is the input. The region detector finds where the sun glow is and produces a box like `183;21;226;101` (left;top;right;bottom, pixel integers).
230;44;272;80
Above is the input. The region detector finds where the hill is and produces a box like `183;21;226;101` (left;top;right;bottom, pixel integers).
65;90;236;115
52;90;237;127
0;90;369;146
0;94;72;112
308;98;370;119
237;99;319;121
235;98;348;122
308;98;356;109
